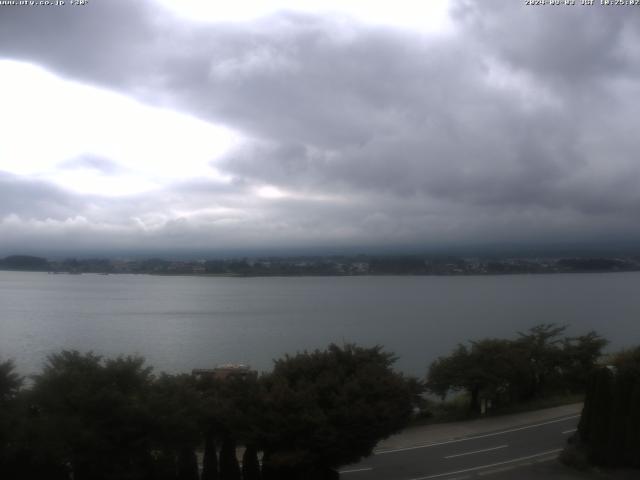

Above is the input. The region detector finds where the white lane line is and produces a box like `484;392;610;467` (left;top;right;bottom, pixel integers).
339;467;373;474
477;465;521;476
535;456;557;464
407;448;563;480
444;445;508;459
562;429;577;435
375;415;579;455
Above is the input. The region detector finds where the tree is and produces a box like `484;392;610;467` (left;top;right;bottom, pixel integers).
242;445;261;480
29;351;156;480
577;366;614;465
426;344;471;401
611;347;640;468
258;344;415;478
426;325;606;414
0;360;24;477
426;340;528;413
197;370;264;480
201;429;219;480
516;324;567;399
177;448;199;480
219;436;241;480
561;331;608;392
147;373;203;480
0;359;22;402
577;346;640;468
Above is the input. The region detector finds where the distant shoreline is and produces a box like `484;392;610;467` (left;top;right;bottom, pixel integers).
2;268;640;278
3;253;640;277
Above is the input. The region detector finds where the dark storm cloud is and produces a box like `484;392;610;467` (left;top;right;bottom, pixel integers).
0;171;82;219
0;0;160;87
145;4;640;220
2;0;640;252
453;0;640;82
163;17;464;147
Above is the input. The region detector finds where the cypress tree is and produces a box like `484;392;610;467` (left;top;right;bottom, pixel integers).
259;452;276;480
177;447;199;480
609;370;634;466
202;431;219;480
578;356;640;469
577;365;599;443
241;445;261;480
219;436;241;480
587;368;613;465
150;451;177;480
627;382;640;468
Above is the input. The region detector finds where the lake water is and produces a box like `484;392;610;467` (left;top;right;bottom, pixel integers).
1;271;639;377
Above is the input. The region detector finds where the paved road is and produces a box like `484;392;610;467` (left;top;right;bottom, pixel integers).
340;413;580;480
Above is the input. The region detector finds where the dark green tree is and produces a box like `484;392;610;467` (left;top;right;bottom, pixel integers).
242;444;261;480
427;339;528;413
219;436;241;480
426;344;471;401
516;324;567;399
561;331;608;392
197;371;263;480
578;367;614;465
0;359;22;401
177;448;199;480
258;344;415;478
201;429;219;480
0;359;24;478
426;325;605;414
147;373;203;480
29;351;155;480
577;347;640;468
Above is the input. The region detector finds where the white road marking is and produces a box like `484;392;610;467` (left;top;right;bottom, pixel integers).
477;465;521;476
375;415;580;455
408;449;563;480
339;467;373;474
444;445;508;459
562;428;577;435
535;456;558;464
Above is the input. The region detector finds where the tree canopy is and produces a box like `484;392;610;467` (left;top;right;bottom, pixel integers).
259;344;415;475
0;344;418;480
426;324;607;414
577;346;640;468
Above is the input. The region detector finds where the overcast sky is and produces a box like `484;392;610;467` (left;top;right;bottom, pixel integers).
1;0;639;256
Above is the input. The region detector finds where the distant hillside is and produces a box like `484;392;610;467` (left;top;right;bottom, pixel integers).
0;255;50;271
1;253;640;276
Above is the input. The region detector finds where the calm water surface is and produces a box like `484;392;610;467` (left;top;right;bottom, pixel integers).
1;271;639;377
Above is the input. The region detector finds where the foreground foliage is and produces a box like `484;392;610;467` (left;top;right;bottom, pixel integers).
259;345;414;478
426;324;607;414
575;346;640;469
0;344;417;480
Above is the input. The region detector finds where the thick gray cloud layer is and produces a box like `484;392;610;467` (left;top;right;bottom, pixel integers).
1;0;640;254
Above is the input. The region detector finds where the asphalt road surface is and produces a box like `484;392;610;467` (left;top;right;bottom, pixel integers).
340;414;579;480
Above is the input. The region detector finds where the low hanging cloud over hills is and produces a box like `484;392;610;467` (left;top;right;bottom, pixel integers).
1;0;639;255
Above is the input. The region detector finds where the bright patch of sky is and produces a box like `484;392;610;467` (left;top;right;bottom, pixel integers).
0;60;239;196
